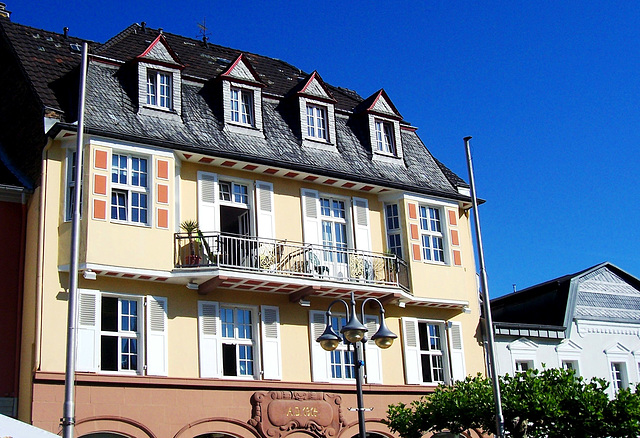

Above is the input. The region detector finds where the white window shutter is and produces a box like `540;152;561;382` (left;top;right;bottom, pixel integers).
364;315;383;384
301;189;321;245
402;317;421;384
260;305;281;380
448;321;466;382
255;181;275;239
309;310;330;382
76;289;99;372
352;197;371;252
146;296;168;376
198;301;221;378
197;171;218;233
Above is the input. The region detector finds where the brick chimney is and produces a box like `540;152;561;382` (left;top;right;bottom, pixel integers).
0;3;11;19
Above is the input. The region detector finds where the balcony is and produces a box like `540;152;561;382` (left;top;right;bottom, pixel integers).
174;232;409;292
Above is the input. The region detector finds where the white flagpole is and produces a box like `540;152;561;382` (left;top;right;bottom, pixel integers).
464;136;505;438
62;41;88;438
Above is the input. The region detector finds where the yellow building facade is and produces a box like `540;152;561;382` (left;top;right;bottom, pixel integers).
5;17;486;438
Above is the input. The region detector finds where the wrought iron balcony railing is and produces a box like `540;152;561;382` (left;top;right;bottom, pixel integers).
174;232;409;290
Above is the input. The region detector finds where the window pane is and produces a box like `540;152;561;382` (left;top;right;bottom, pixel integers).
222;343;237;376
100;336;118;371
101;297;118;332
421;353;433;382
221;308;234;337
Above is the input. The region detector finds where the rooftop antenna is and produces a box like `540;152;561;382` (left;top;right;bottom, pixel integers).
197;18;211;47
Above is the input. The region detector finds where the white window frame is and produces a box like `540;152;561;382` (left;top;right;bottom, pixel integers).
384;203;402;259
220;304;259;379
299;96;337;150
507;337;538;374
367;114;403;161
374;119;396;155
319;196;350;264
306;104;328;140
610;362;628;392
419;205;447;264
137;61;182;119
515;360;534;373
222;81;263;136
327;314;356;381
229;87;255;126
402;318;450;385
146;70;172;110
110;152;151;226
99;293;144;375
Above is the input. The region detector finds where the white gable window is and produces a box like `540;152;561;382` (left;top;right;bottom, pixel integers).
136;34;183;119
230;87;255;126
76;290;168;376
306;104;328;140
147;70;172;109
198;301;281;380
361;89;404;161
375;120;396;155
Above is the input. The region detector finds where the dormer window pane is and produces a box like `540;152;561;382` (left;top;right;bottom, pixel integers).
230;88;254;126
307;105;327;140
147;71;172;109
375;120;396;154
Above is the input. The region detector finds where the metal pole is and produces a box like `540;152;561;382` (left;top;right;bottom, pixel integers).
62;42;89;438
464;136;505;438
348;292;367;438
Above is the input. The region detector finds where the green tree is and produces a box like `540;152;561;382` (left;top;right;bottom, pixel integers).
385;368;640;438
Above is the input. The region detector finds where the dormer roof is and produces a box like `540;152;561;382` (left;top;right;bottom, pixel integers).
135;33;184;69
220;53;264;87
356;89;402;120
294;71;336;103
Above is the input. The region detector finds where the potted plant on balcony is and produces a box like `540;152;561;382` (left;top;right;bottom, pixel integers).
180;219;201;266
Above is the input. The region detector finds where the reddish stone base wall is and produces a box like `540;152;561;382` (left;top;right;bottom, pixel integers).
31;373;432;438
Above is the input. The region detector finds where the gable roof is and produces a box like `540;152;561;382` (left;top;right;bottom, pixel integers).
491;262;640;336
0;18;471;199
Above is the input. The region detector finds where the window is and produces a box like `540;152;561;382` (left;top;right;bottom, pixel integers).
111;154;149;224
230;87;254;126
320;197;348;264
65;151;83;221
419;206;445;263
306;104;328;140
147;71;172;109
610;362;628;392
221;306;256;377
76;291;168;376
562;360;579;373
198;301;281;380
515;360;533;373
329;316;355;380
100;296;141;372
309;310;383;384
385;203;402;258
375;120;396;155
416;322;446;383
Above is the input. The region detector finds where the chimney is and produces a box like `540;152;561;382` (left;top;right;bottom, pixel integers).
63;27;69;39
0;3;11;19
141;21;146;33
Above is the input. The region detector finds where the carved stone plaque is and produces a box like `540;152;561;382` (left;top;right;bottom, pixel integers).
249;391;346;438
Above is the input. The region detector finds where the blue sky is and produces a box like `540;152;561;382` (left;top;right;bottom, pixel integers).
8;1;639;297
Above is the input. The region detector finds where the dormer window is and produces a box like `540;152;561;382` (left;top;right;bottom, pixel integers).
296;72;337;151
375;119;396;155
135;33;184;120
147;71;172;109
220;54;265;137
306;104;328;140
358;89;404;161
230;87;254;126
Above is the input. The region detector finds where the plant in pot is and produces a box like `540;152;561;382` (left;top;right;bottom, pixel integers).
180;219;201;266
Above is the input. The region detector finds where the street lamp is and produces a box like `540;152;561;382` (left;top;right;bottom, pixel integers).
316;291;397;438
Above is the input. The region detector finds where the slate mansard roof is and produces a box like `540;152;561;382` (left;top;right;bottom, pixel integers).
0;17;471;200
491;262;640;338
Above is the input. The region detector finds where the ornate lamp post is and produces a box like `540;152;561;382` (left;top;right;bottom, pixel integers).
316;291;397;438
